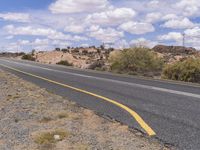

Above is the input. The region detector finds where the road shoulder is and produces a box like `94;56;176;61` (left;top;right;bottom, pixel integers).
0;69;171;150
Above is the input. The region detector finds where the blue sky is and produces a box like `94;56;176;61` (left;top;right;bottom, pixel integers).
0;0;200;52
0;0;52;11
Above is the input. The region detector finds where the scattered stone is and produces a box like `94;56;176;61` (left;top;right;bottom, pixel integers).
0;69;172;150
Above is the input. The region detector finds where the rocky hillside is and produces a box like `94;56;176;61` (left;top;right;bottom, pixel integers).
33;47;111;70
19;45;200;70
152;45;200;64
0;52;25;58
153;45;197;55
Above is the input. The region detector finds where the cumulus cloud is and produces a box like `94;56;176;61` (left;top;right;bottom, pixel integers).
49;0;109;14
89;27;124;43
114;39;129;49
162;17;195;29
162;14;178;20
175;0;200;16
1;43;19;52
0;12;30;22
147;0;160;8
15;38;72;50
158;32;183;41
64;23;85;34
4;25;87;41
33;39;49;46
1;0;200;52
80;43;89;47
119;21;155;35
184;27;200;37
4;25;71;40
86;7;136;26
130;38;158;48
157;28;200;49
15;39;48;47
145;12;162;23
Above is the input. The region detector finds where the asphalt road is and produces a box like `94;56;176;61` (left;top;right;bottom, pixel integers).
1;58;200;149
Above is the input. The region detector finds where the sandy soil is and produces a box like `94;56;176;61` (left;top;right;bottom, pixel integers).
0;69;172;150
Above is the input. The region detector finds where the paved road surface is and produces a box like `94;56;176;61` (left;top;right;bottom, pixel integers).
1;58;200;149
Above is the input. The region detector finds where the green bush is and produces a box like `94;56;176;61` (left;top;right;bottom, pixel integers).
109;47;164;76
56;60;73;66
162;58;200;83
21;54;35;61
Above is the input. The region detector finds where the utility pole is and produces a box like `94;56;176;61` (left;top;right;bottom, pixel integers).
182;33;185;47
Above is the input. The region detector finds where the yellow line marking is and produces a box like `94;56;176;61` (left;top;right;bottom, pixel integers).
0;64;156;136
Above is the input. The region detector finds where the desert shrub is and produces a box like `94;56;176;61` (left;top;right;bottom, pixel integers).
109;47;164;76
56;60;73;66
40;117;52;123
162;58;200;83
87;60;105;70
57;112;69;119
34;129;68;144
21;54;35;61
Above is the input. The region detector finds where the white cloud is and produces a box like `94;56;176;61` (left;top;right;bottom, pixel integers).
162;17;195;29
0;12;30;22
19;40;30;45
33;39;49;45
73;35;88;41
4;25;88;41
148;0;160;7
16;39;49;46
145;12;162;23
49;0;109;14
80;43;89;47
64;23;85;34
14;38;72;50
51;40;72;47
86;7;136;26
183;27;200;49
1;0;200;52
63;17;86;34
119;21;155;35
4;25;70;40
158;32;183;41
114;39;129;49
184;27;200;37
130;38;158;48
1;43;19;52
162;14;178;20
89;27;124;43
175;0;200;16
87;25;100;32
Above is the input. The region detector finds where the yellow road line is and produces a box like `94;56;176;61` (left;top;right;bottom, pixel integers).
0;64;156;136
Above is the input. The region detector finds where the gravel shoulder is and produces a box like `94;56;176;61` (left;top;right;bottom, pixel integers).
0;69;170;150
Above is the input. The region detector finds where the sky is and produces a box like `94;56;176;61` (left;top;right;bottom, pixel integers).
0;0;200;52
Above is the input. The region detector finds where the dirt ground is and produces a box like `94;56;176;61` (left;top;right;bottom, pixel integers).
0;69;171;150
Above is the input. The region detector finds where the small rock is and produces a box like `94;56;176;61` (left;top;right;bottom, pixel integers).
54;135;61;141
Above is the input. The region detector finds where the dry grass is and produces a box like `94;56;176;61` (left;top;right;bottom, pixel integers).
57;112;69;119
40;117;53;123
34;129;69;145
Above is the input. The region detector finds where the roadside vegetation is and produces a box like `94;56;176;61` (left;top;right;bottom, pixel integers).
56;60;73;66
19;46;200;84
21;50;36;61
162;57;200;83
21;54;36;61
109;47;164;77
34;129;69;144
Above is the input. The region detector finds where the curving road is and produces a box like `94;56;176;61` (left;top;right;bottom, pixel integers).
1;58;200;149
